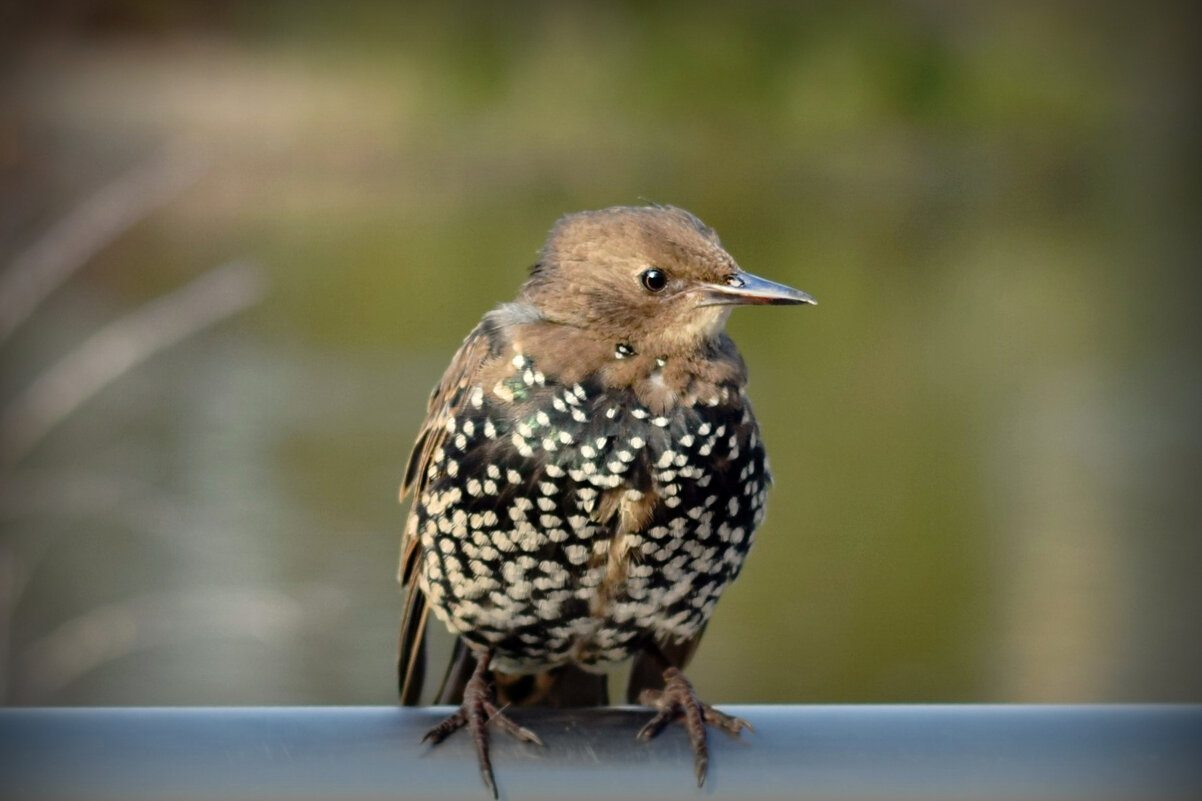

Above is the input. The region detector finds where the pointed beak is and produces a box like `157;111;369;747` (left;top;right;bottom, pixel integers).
699;270;816;307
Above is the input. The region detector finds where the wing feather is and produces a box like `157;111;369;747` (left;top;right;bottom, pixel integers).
397;325;496;704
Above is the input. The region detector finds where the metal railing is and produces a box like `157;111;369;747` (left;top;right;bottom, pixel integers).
2;705;1199;800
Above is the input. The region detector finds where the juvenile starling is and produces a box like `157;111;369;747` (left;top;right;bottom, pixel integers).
397;204;814;796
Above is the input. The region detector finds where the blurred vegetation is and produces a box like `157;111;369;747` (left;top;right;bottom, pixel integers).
1;1;1199;705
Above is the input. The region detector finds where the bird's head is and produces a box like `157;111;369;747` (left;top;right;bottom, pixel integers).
521;205;813;359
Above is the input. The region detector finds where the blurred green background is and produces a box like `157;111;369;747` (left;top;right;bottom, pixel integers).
1;1;1199;706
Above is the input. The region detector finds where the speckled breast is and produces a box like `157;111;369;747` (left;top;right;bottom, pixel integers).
415;354;770;675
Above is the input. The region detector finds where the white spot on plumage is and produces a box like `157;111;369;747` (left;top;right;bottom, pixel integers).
516;525;545;552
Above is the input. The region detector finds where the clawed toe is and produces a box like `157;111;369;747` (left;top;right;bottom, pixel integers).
419;652;543;798
636;667;750;786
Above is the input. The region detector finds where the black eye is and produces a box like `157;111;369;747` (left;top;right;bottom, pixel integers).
640;269;668;292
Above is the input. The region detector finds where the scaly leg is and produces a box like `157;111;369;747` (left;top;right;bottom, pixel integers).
421;650;543;798
636;666;753;787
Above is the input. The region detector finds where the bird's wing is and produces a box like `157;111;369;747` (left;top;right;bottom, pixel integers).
398;324;496;704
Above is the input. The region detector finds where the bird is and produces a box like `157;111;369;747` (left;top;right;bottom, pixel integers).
397;203;814;796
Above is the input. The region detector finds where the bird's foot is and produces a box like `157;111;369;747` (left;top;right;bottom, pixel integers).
420;652;543;799
636;666;753;787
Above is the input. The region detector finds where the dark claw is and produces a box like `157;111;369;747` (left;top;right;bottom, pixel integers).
418;651;543;798
420;708;467;745
635;666;750;786
634;706;675;741
488;704;545;745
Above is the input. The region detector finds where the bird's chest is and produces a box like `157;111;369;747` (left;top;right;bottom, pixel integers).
415;371;769;671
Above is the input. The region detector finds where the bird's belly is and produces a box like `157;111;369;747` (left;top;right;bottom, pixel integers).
420;507;757;674
414;379;770;673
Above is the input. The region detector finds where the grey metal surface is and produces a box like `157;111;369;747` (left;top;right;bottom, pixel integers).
1;705;1199;801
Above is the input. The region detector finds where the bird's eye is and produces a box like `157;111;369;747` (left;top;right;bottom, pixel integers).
640;269;668;292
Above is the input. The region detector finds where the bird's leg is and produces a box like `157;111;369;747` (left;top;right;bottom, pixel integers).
420;650;543;799
636;666;753;787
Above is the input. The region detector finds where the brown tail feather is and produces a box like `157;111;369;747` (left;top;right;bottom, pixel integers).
397;578;428;705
